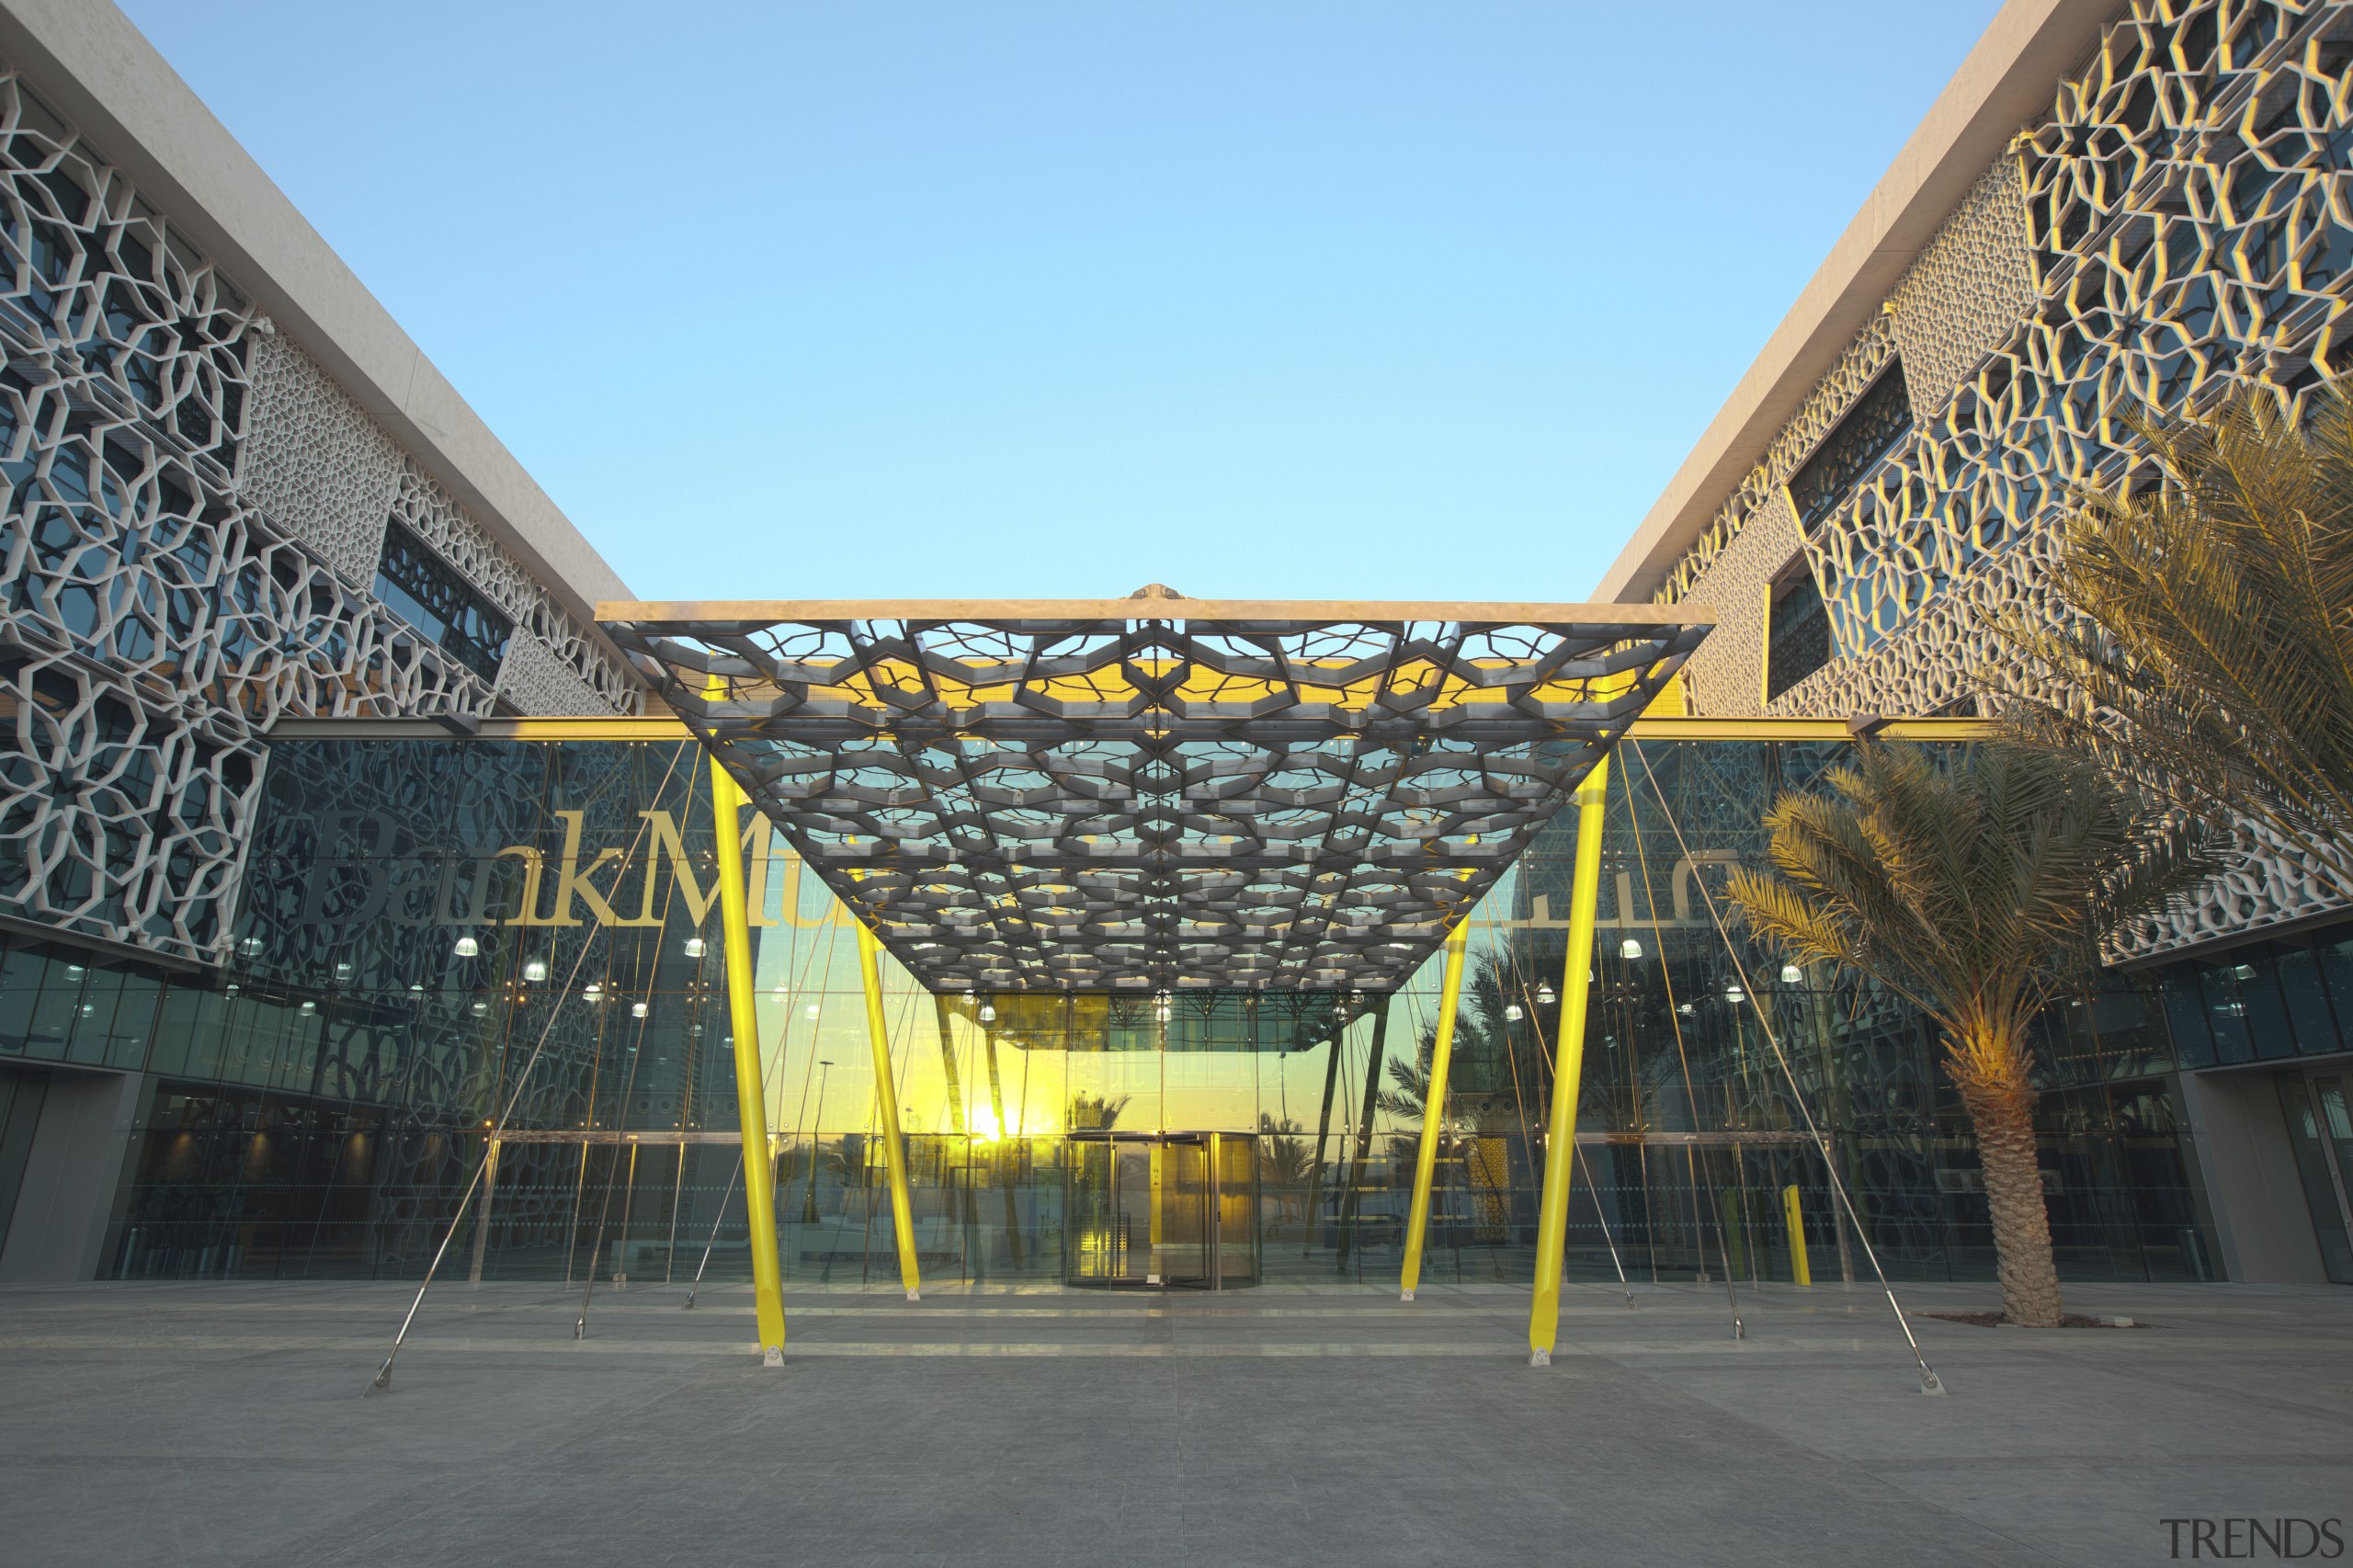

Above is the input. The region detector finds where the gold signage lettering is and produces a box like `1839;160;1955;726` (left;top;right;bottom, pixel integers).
745;814;779;927
300;802;854;933
541;811;629;926
629;810;722;926
1672;851;1742;925
496;846;547;926
1500;857;1737;932
772;853;840;929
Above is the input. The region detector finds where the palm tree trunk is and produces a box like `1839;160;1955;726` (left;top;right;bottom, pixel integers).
1954;1079;2063;1327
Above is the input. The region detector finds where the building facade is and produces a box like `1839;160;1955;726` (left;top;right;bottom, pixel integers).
0;0;2348;1295
0;2;644;1277
0;21;641;975
35;721;2230;1292
1598;0;2353;1284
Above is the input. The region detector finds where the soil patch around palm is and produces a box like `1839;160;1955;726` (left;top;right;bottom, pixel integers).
1922;1311;2148;1328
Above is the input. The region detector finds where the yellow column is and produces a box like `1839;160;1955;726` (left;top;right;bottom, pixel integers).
1529;756;1610;1366
1782;1184;1812;1286
857;921;924;1301
709;750;787;1365
1399;917;1472;1302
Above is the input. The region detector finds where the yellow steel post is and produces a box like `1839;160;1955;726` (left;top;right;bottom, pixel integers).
1399;917;1472;1302
1529;756;1611;1366
1782;1183;1812;1286
708;751;787;1365
857;921;924;1301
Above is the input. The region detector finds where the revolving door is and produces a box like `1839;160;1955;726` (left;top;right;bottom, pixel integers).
1065;1131;1260;1289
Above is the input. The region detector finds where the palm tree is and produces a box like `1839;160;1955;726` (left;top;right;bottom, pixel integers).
1724;743;2211;1326
1373;956;1546;1249
1992;386;2353;884
1066;1092;1130;1131
1256;1113;1313;1225
1374;954;1535;1135
1376;1034;1469;1132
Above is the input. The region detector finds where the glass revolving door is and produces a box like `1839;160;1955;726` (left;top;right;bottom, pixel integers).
1064;1131;1256;1289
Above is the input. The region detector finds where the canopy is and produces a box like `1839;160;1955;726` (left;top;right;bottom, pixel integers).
597;585;1710;994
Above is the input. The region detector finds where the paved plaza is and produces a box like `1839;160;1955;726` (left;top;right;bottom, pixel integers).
0;1278;2347;1566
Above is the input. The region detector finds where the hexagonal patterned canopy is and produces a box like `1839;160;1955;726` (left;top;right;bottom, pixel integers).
598;586;1710;994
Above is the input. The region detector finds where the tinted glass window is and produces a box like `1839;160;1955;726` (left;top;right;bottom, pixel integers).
373;521;511;684
1790;362;1915;530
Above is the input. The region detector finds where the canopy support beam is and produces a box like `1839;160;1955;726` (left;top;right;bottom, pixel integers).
1529;756;1611;1365
1400;919;1472;1302
711;752;787;1365
858;923;924;1301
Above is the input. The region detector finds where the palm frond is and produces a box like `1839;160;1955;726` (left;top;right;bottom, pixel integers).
1723;742;2214;1088
1986;383;2353;886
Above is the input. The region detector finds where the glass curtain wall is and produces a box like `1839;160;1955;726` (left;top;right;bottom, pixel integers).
90;733;2222;1286
1345;737;2215;1290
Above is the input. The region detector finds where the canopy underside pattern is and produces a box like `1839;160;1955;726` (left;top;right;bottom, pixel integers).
598;592;1709;994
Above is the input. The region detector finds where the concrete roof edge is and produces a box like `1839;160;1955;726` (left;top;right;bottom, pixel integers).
0;0;635;631
1589;0;2124;604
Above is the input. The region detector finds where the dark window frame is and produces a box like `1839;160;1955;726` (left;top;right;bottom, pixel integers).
1763;551;1833;703
1787;359;1915;532
372;520;511;685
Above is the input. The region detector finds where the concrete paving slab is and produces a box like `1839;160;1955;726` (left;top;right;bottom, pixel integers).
0;1279;2344;1565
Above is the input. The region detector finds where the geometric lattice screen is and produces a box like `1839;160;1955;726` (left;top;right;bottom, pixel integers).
1642;0;2353;953
0;58;640;964
599;586;1710;994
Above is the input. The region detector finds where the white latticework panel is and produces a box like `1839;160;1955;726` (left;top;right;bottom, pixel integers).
1654;319;1900;608
0;74;251;485
1660;0;2353;953
1888;156;2042;420
1657;157;2040;632
0;351;497;960
1771;533;2069;720
1783;0;2353;669
0;56;544;962
1670;493;1799;718
494;629;611;717
2120;816;2353;959
238;329;400;585
0;648;265;958
388;465;636;715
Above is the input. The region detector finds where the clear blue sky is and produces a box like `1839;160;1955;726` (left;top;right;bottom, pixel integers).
121;2;2003;603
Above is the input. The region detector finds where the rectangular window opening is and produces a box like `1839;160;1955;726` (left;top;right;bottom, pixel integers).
372;520;510;685
1764;554;1833;703
1788;358;1915;532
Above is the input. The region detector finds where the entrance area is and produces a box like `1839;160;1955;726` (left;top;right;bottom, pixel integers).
1065;1131;1259;1289
2279;1067;2353;1284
